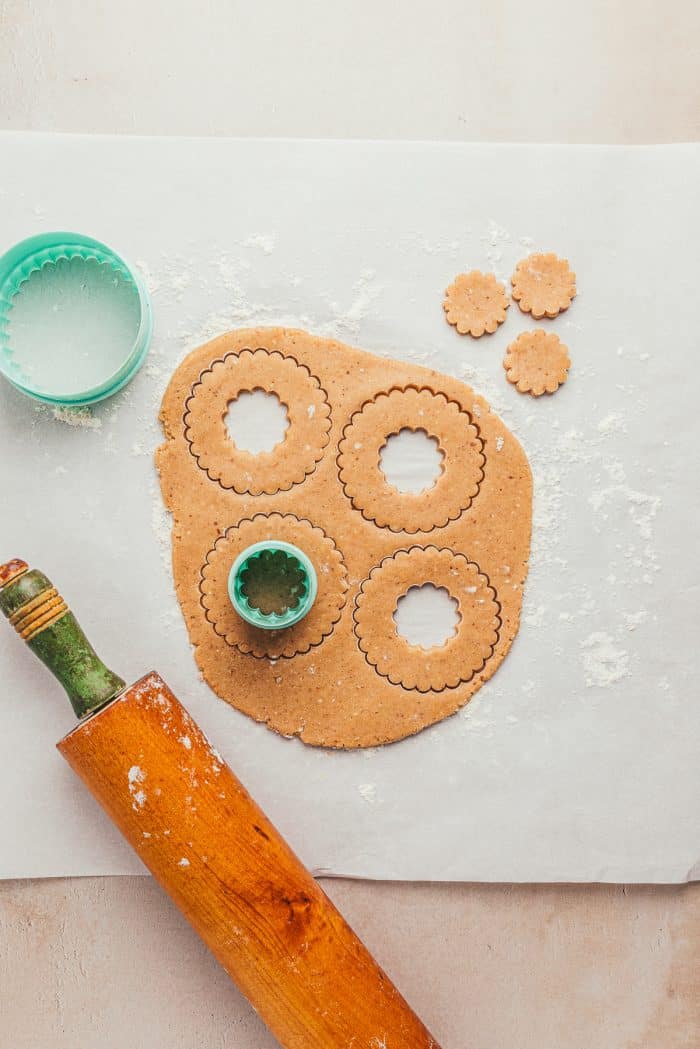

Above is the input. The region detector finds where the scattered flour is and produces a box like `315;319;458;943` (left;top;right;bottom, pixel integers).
358;783;377;804
135;260;161;295
323;269;383;338
51;406;102;430
580;632;630;688
150;482;173;572
624;610;648;632
481;219;511;271
128;765;147;810
589;485;660;543
597;412;627;436
459;360;511;418
241;233;276;255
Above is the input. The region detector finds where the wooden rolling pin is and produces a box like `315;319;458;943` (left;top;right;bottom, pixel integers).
0;558;440;1049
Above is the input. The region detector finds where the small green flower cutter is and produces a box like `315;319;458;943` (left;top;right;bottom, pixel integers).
0;231;152;406
228;541;318;630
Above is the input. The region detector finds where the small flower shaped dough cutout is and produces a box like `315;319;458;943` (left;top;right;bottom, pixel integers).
443;270;510;337
511;253;576;319
503;329;571;397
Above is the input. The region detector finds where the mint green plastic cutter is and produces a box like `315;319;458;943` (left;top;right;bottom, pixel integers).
228;541;318;630
0;231;152;406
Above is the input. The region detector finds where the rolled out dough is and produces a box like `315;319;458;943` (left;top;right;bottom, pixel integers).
157;327;532;748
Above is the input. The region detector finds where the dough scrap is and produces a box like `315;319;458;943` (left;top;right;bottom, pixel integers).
503;329;571;396
157;328;532;748
511;253;576;319
443;270;509;337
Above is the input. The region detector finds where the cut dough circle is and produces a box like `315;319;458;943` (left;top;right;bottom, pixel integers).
503;329;571;397
511;253;576;319
353;546;501;693
200;513;348;659
443;270;509;337
337;387;485;533
184;348;331;495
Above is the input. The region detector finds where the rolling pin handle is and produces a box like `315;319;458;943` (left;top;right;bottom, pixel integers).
0;559;126;719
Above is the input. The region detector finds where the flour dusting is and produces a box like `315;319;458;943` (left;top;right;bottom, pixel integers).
128;765;147;810
135;260;161;295
580;632;630;688
241;233;276;255
51;406;102;430
323;269;383;338
150;482;173;572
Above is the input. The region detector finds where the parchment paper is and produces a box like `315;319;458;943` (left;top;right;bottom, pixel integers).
0;134;698;882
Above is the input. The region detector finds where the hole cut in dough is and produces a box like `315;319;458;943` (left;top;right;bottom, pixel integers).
226;389;289;454
379;428;444;494
394;583;461;649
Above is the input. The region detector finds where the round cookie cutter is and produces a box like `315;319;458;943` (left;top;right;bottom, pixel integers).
0;231;153;406
228;541;318;630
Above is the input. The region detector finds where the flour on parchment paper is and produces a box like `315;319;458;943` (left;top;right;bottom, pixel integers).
241;233;276;255
518;398;660;693
38;405;103;430
177;263;384;346
480;220;536;280
580;632;631;687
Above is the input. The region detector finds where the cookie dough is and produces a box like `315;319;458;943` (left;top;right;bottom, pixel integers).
503;329;571;396
511;253;576;319
443;270;509;337
157;328;532;748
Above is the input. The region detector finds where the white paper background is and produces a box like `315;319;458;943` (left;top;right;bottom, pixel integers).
0;133;698;882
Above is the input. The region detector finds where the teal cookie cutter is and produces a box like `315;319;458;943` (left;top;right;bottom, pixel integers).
0;231;152;406
228;541;318;630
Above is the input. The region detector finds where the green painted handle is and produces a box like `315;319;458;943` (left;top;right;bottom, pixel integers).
0;559;125;719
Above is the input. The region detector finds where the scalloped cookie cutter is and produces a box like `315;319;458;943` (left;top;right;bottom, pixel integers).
157;328;533;749
0;232;152;406
228;540;318;630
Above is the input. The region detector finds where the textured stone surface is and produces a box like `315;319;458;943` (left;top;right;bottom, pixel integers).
2;877;699;1048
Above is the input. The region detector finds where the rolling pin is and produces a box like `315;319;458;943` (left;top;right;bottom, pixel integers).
0;558;440;1049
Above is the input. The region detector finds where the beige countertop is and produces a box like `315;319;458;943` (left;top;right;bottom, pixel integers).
1;2;699;1045
1;877;698;1048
